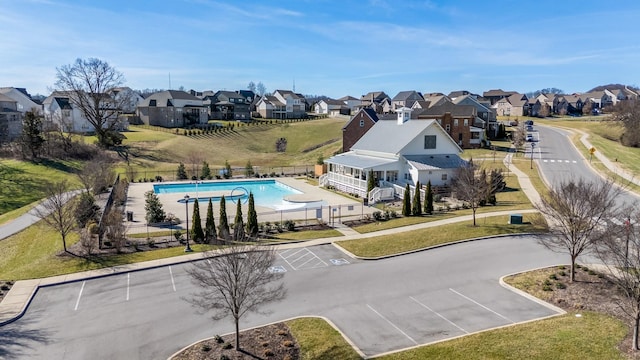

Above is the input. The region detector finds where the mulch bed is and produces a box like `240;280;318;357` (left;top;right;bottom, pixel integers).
173;322;299;360
539;265;640;359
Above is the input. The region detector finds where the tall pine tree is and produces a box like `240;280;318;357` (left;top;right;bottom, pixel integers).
218;195;230;240
402;183;411;217
246;192;258;238
425;180;434;215
233;199;245;241
176;162;188;180
191;198;204;243
412;181;422;216
205;198;216;243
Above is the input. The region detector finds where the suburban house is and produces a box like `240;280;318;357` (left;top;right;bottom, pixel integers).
204;90;251;121
415;102;487;148
358;91;390;113
342;108;379;152
43;92;92;133
423;93;451;108
314;98;349;116
274;90;306;118
452;94;498;137
136;90;208;128
322;107;466;203
555;94;584;115
0;93;23;141
493;93;529;117
482;89;517;105
256;90;306;119
338;95;361;113
391;90;424;111
110;87;144;114
0;87;42;114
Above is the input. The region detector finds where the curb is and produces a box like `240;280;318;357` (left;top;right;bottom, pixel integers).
338;233;541;261
166;315;366;360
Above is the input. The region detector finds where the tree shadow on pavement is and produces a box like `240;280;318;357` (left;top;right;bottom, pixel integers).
0;317;51;359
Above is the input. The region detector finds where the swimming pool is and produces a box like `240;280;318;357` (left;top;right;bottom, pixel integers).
153;180;303;209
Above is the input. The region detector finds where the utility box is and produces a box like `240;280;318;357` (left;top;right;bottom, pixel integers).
509;214;523;224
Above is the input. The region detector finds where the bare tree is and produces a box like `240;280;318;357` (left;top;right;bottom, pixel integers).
535;177;624;282
611;100;640;147
33;181;77;253
451;159;489;226
77;151;116;194
186;245;286;351
104;208;126;252
54;58;130;147
256;82;267;96
595;205;640;350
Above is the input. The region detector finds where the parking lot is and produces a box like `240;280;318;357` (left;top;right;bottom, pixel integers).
270;244;357;273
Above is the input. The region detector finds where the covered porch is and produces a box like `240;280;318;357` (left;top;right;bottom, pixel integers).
321;153;400;198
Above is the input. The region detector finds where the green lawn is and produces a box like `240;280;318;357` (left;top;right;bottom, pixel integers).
0;159;82;217
378;312;626;360
287;318;362;360
337;214;546;258
118;119;344;179
0;221;215;280
273;229;343;240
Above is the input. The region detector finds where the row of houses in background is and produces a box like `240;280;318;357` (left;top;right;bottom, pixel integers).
2;84;639;142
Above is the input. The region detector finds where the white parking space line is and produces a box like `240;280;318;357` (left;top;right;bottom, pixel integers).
279;252;298;270
74;281;85;311
409;296;468;334
367;304;417;345
449;288;514;323
126;273;130;301
169;266;177;292
280;248;307;258
295;255;322;269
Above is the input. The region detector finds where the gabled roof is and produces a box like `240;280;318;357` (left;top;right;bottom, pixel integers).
452;94;491;112
391;90;422;101
322;98;347;106
352;119;438;154
404;154;467;170
260;95;285;107
338;95;359;101
506;93;528;107
412;100;431;109
274;89;303;99
483;89;516;97
54;97;73;110
140;90;203;107
0;93;16;103
342;108;379;130
418;102;476;117
360;91;388;102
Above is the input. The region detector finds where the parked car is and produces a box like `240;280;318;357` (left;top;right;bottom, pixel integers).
526;125;534;132
526;134;534;142
525;120;534;125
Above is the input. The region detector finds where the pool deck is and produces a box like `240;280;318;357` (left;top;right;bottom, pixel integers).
125;177;374;234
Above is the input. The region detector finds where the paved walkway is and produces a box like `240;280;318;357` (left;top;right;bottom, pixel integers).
0;128;628;326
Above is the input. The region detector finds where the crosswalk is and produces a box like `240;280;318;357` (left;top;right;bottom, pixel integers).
542;159;578;164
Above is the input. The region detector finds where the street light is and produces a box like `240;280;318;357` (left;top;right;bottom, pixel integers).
184;194;192;252
530;142;536;169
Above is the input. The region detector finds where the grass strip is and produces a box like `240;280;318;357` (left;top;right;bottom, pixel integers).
338;214;546;258
287;317;361;360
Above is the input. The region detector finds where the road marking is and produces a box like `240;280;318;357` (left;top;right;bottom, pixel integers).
268;265;287;273
330;258;349;265
74;281;85;311
281;248;306;259
279;252;298;270
169;266;176;292
449;288;514;323
126;273;130;301
366;304;417;345
409;296;468;334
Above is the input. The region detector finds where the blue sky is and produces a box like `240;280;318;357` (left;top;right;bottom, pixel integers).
1;0;639;98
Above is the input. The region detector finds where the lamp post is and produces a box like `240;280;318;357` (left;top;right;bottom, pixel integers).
184;194;192;252
530;142;536;169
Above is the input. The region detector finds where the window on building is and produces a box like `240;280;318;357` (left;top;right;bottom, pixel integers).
424;135;436;149
446;124;451;132
454;119;459;126
442;173;448;181
464;119;468;126
359;119;364;127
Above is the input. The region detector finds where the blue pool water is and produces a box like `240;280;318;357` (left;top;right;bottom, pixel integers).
153;180;302;209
